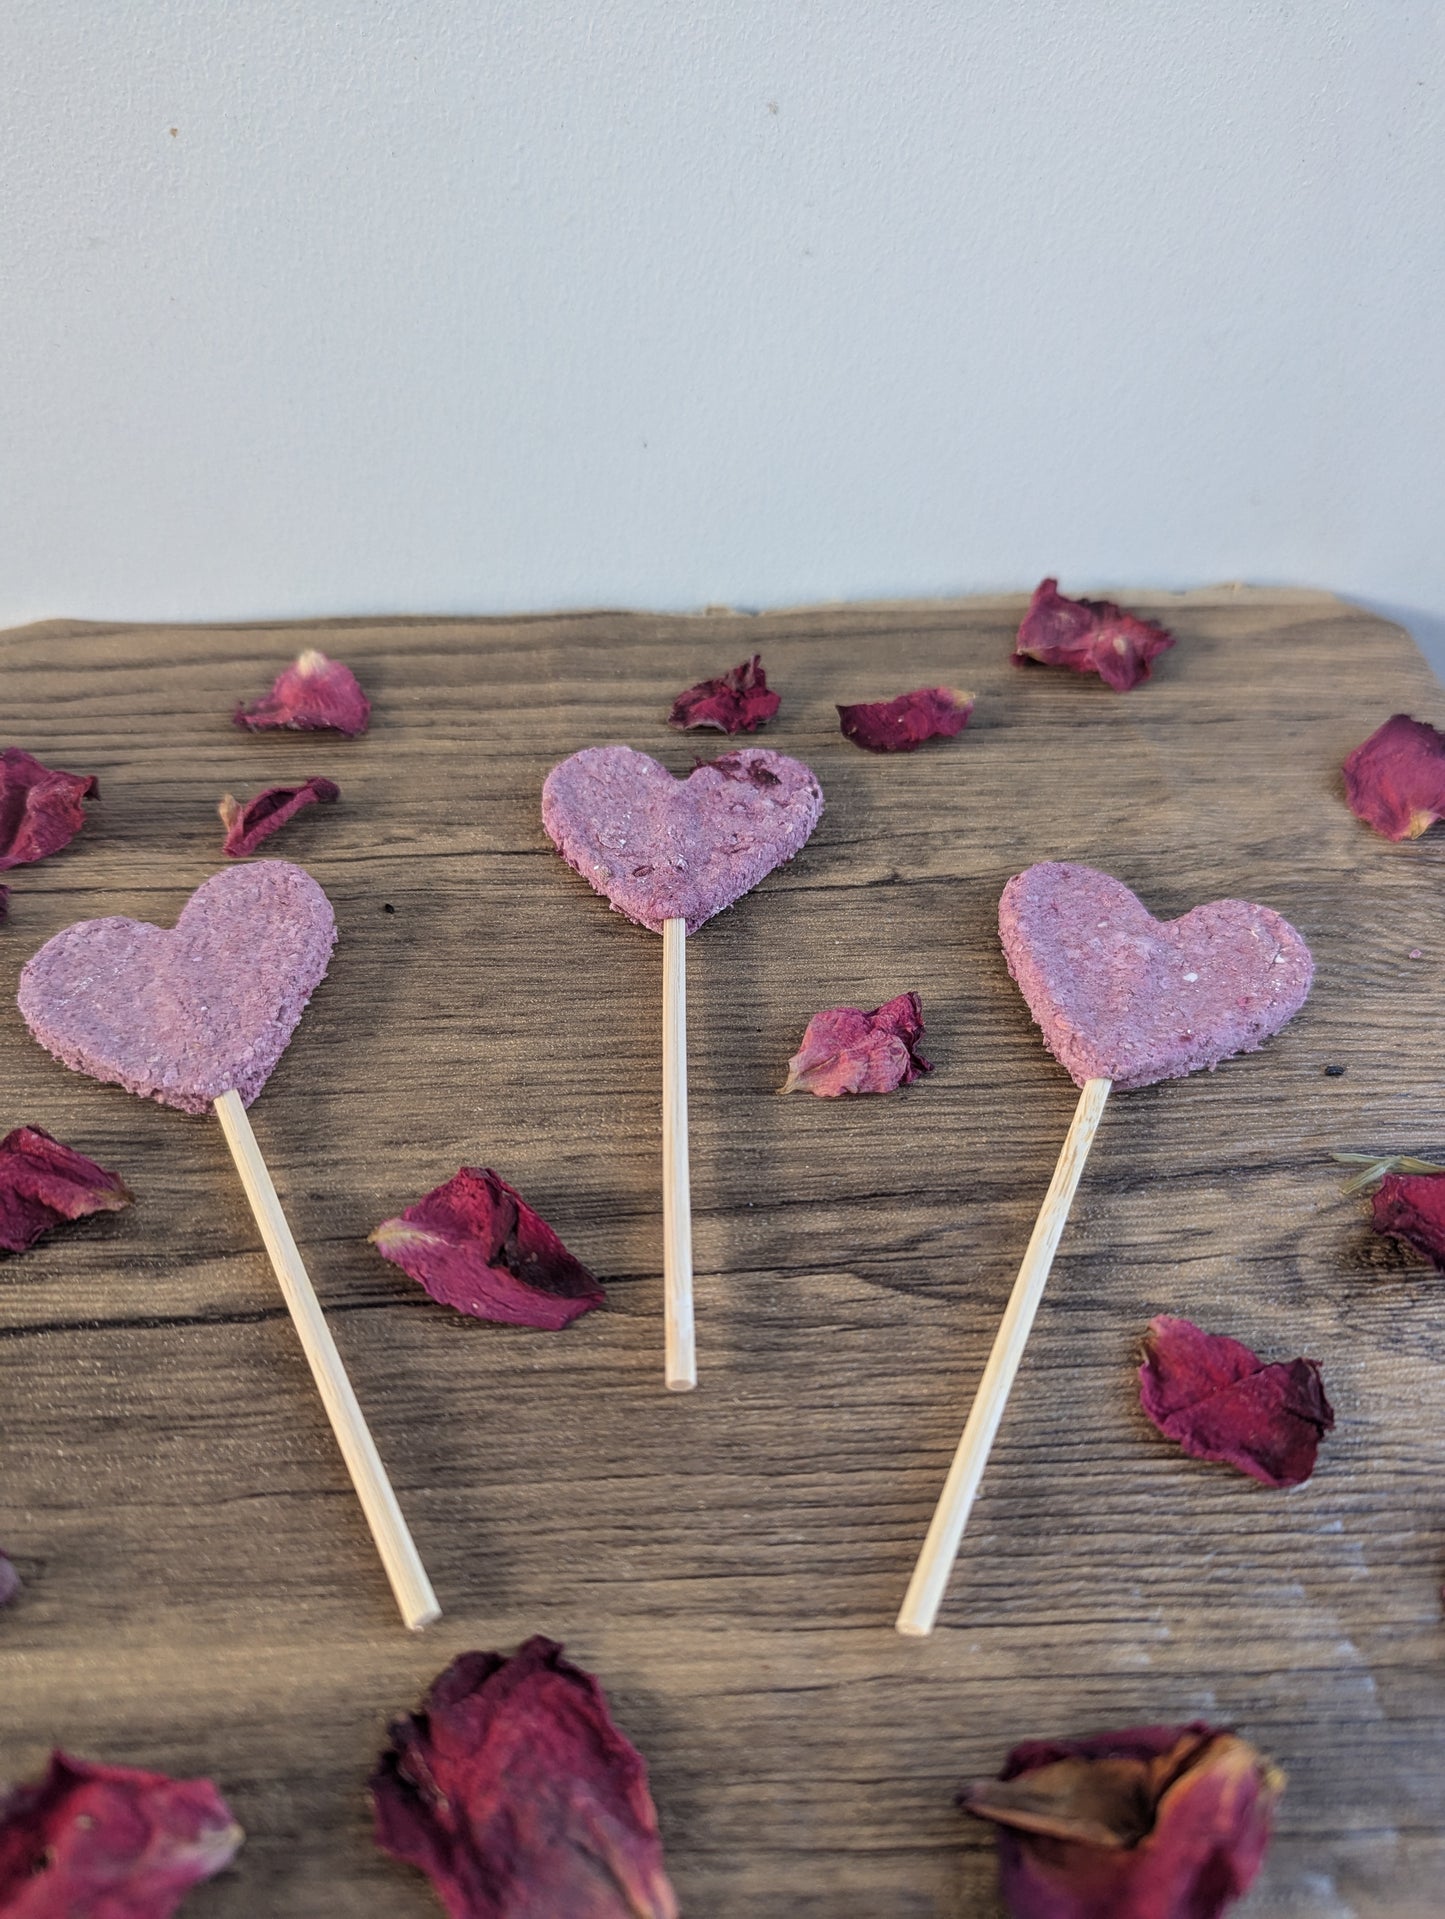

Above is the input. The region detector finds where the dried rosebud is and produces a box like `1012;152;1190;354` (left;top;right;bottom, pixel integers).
836;687;974;752
1342;713;1445;840
1014;578;1174;691
0;747;98;870
961;1722;1282;1919
0;1125;132;1256
0;1551;18;1607
373;1637;679;1919
1139;1314;1333;1488
668;654;780;733
371;1168;605;1329
1371;1170;1445;1269
218;776;339;857
233;648;370;736
781;992;933;1096
0;1751;242;1917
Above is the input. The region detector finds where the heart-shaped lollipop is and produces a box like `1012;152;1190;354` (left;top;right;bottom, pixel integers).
898;861;1314;1639
542;742;825;1390
17;859;436;1629
998;861;1314;1091
18;861;336;1114
541;744;823;934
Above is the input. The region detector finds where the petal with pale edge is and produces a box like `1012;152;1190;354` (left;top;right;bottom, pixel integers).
373;1637;679;1919
0;1751;241;1919
1138;1314;1333;1488
1342;713;1445;840
234;649;371;736
781;992;933;1095
0;748;97;870
961;1722;1282;1919
1014;579;1174;691
668;654;781;733
371;1168;605;1328
836;687;973;752
219;777;339;857
0;1125;132;1255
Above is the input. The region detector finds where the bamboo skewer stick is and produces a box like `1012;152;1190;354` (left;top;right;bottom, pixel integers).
896;1076;1111;1638
662;917;696;1391
214;1089;441;1631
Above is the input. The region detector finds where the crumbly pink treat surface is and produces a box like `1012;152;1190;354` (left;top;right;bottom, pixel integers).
18;861;336;1114
998;862;1312;1091
541;745;823;934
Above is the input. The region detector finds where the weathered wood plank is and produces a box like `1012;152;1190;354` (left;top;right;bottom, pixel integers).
1;590;1443;1915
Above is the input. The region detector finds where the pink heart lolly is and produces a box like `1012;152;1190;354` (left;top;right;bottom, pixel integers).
541;745;823;935
999;862;1313;1091
18;861;336;1114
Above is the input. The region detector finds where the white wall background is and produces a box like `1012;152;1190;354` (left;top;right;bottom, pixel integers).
3;2;1443;665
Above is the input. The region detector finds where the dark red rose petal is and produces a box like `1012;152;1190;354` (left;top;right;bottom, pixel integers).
371;1168;605;1329
0;747;98;870
0;1125;132;1255
961;1722;1281;1919
1371;1170;1445;1267
836;687;974;752
1014;578;1175;692
1342;713;1445;841
218;776;339;857
781;991;933;1096
372;1636;679;1919
234;648;370;736
0;1751;241;1917
1138;1314;1333;1488
668;654;780;734
0;1551;18;1607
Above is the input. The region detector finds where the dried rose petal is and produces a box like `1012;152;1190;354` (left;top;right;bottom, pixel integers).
781;992;933;1096
668;654;780;734
836;687;974;752
1342;713;1445;841
371;1168;604;1329
233;648;370;736
1371;1170;1445;1268
1014;578;1174;692
0;1125;132;1256
218;776;339;857
0;1551;17;1607
1138;1314;1333;1488
0;747;98;870
0;1750;241;1917
373;1636;678;1919
961;1722;1282;1919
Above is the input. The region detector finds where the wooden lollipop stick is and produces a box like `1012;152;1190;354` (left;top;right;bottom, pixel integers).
662;917;696;1391
896;1076;1111;1638
214;1090;441;1631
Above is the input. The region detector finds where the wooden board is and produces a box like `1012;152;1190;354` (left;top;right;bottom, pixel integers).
2;589;1443;1917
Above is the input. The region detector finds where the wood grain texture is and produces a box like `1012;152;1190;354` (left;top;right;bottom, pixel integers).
1;589;1442;1917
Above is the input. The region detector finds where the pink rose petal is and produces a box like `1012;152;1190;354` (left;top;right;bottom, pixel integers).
0;1125;132;1255
234;649;370;736
668;654;780;733
1138;1314;1333;1488
836;687;974;752
0;1751;241;1918
0;748;98;870
1014;578;1175;691
372;1168;605;1329
781;992;933;1095
219;777;339;857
